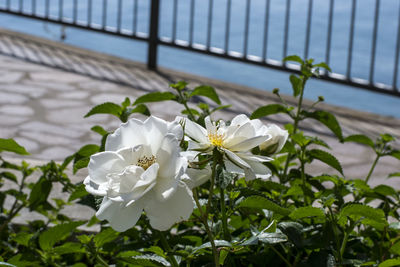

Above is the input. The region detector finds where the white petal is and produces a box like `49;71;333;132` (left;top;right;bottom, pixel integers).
145;183;194;231
156;134;181;179
116;145;143;165
230;114;250;126
88;151;125;185
143;116;171;154
183;118;208;144
222;148;251;169
228;135;270;152
235;152;272;162
168;119;184;141
84;175;107;196
96;197;145;232
105;118;146;151
153;157;186;201
246;160;271;181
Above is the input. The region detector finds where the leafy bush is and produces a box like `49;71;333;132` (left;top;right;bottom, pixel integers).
1;56;400;267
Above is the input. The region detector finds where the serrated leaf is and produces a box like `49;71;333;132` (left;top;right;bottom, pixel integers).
278;222;304;248
374;185;397;197
39;221;85;251
0;172;17;183
343;134;375;149
250;104;288;119
289;74;303;97
308;149;343;175
304;110;343;141
84;102;122;118
69;183;89;201
237;196;290;216
133;92;177;105
121;254;170;267
0;138;29;155
11;232;33;247
339;204;386;227
190;85;221;104
53;242;84;255
93;228;120;248
77;144;99;157
290;206;325;221
379;259;400;267
283;55;303;64
130;104;151;116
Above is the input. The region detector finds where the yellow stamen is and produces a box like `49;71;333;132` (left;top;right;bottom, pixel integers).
208;132;224;147
137;155;156;170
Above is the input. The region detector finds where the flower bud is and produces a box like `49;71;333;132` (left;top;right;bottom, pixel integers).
259;124;289;155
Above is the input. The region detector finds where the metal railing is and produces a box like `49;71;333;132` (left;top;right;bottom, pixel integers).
0;0;399;97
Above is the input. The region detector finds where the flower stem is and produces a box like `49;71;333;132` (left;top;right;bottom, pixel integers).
193;189;219;266
365;154;380;184
158;231;179;267
219;186;231;241
270;246;293;267
177;89;196;121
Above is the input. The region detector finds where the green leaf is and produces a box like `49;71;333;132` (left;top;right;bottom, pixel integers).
390;241;400;256
379;259;400;267
388;172;400;179
308;149;343;175
250;104;288;119
278;222;304;248
91;125;108;136
193;240;232;254
133;92;177;105
28;178;52;210
373;185;397;197
53;242;84;255
77;144;99;157
219;250;229;265
343;134;375;149
11;232;33;247
0;172;17;183
130;104;151;116
190;85;221;104
289;74;303;97
257;231;288;244
0;262;17;267
73;158;90;173
0;138;29;155
237;196;290;216
304;110;343;141
84;102;122;118
313;62;332;72
339;204;386;227
170;81;188;91
120;254;170;267
93;228;120;248
39;221;85;251
283;55;303;64
389;150;400;161
290;206;325;221
68;183;89;202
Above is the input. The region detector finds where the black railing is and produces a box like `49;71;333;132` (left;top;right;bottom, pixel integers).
0;0;399;97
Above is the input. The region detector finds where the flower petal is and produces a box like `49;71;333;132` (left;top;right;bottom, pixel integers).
105;118;146;151
183;117;209;144
96;197;145;232
88;151;126;185
84;175;107;196
145;183;194;231
222;148;251;169
228;135;270;152
156;134;182;179
143;116;173;154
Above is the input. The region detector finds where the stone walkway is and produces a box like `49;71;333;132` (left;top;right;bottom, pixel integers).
0;27;399;189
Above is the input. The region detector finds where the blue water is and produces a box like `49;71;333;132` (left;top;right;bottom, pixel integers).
0;0;400;118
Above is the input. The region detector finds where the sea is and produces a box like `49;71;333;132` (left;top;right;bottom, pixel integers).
0;0;400;118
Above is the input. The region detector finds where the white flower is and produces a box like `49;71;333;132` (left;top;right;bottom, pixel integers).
84;116;194;232
181;114;273;181
259;124;288;155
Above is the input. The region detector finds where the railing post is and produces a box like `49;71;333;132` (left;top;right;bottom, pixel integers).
148;0;160;70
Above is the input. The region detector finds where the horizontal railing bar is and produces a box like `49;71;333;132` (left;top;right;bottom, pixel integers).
158;39;400;97
0;8;148;42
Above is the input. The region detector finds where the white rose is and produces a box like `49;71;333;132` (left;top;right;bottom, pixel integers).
180;114;273;181
84;116;194;232
259;124;288;155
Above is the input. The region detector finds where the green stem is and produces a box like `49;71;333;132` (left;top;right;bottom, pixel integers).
282;77;308;180
339;221;355;265
219;186;231;241
365;154;380;184
193;189;219;267
206;154;218;216
96;254;109;267
270;246;293;267
177;90;196;121
300;155;309;206
158;231;179;267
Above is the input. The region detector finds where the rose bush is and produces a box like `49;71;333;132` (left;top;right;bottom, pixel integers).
1;56;400;267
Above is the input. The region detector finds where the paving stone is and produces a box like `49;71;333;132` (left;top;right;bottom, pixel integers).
0;70;24;83
20;131;74;146
0;115;27;126
79;80;120;91
19;121;84;138
0;127;17;138
13;137;40;152
90;93;130;105
0;91;28;104
0;105;34;116
24;80;77;91
59;91;90;99
41;98;85;109
30;71;90;83
46;107;109;124
0;83;47;98
36;146;75;161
